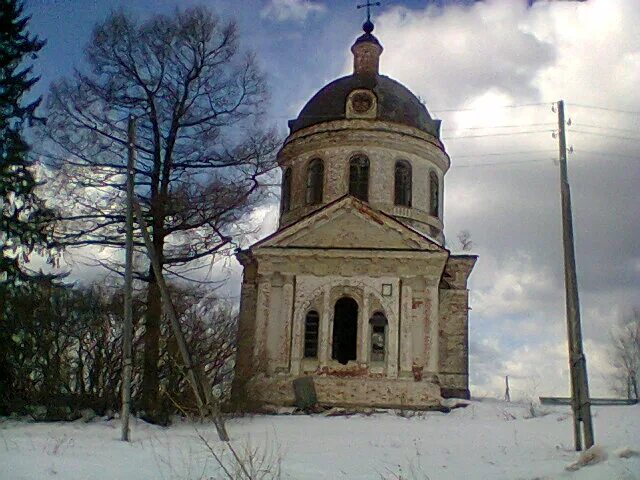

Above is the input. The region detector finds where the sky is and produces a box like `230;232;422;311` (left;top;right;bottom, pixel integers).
24;0;640;400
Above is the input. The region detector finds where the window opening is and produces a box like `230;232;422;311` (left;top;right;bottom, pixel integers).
304;311;320;358
349;155;370;201
282;167;292;213
429;171;439;217
306;159;324;205
369;312;387;363
394;160;412;207
332;297;358;365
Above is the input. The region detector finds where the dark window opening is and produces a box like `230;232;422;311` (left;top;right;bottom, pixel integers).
394;160;412;207
370;312;388;363
281;167;292;213
349;155;369;201
306;158;324;205
304;311;319;358
332;297;358;365
429;171;439;217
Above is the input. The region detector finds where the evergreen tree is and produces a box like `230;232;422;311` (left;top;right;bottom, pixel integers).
0;0;54;286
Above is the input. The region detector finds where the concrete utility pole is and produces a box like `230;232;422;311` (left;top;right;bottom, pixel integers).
505;375;511;403
121;116;136;442
556;100;594;451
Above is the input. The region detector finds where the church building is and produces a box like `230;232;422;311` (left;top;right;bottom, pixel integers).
232;16;476;410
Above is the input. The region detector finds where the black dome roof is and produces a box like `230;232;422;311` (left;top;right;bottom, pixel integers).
288;74;441;137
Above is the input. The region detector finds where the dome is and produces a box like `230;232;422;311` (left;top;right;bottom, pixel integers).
287;74;441;137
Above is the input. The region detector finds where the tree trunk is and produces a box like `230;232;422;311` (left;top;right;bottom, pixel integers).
141;269;162;416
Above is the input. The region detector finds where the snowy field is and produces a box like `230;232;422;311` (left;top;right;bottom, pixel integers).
1;400;638;480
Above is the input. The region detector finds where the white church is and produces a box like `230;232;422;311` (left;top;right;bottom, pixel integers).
232;16;476;410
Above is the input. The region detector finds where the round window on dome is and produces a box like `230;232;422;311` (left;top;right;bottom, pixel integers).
346;89;376;119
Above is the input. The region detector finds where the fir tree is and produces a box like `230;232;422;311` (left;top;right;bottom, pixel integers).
0;0;54;286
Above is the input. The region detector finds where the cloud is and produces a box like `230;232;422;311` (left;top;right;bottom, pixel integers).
373;1;555;108
34;0;639;400
361;0;640;397
261;0;326;23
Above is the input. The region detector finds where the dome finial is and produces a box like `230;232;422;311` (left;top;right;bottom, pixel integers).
357;1;381;33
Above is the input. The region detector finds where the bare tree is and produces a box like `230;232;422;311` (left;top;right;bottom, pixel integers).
40;7;278;417
610;308;640;400
457;229;473;252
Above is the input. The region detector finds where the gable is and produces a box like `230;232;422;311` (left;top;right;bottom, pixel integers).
255;196;444;252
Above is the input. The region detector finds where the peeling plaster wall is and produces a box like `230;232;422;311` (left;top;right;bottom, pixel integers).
291;274;400;376
247;374;442;409
234;251;456;408
278;120;447;242
231;230;476;409
438;289;470;398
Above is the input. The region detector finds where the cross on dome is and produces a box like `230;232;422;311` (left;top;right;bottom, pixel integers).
357;0;381;33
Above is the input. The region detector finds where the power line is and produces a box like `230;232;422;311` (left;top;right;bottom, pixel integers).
573;123;640;135
453;149;556;158
572;150;639;160
269;102;551;119
443;129;554;140
569;129;640;142
449;150;638;169
449;122;556;131
431;101;549;113
271;101;638;121
452;158;552;169
570;103;640;116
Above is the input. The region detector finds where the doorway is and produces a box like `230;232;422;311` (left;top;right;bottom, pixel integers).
332;297;358;365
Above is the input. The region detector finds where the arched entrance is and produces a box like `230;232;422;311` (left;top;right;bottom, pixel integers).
332;297;358;365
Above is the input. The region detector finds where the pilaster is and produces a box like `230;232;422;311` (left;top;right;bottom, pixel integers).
426;282;440;373
399;282;413;376
319;283;331;367
253;275;272;373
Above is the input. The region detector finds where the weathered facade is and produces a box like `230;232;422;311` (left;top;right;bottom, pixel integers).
232;22;476;410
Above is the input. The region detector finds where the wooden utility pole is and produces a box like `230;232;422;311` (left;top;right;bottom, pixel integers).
556;100;594;450
120;116;136;442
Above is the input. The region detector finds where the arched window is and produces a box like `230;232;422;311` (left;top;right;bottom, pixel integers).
349;154;369;201
281;167;292;213
306;158;324;205
369;312;388;363
429;171;439;217
304;310;320;358
394;160;412;207
332;297;358;365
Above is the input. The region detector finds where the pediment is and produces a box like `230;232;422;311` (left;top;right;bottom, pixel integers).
255;197;444;252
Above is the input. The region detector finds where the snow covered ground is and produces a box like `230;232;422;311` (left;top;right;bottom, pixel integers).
1;399;638;480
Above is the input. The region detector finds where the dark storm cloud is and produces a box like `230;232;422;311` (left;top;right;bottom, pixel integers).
27;0;639;397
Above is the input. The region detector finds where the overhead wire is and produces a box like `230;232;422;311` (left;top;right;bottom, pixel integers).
573;123;640;135
453;149;556;158
450;150;639;169
272;101;638;119
451;158;553;169
447;122;556;131
431;101;550;113
442;129;554;140
571;150;639;160
269;101;552;119
570;104;640;116
268;101;638;168
568;129;640;142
